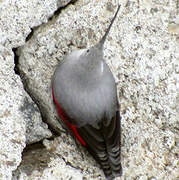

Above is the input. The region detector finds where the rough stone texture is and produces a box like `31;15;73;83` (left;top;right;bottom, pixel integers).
0;47;26;180
0;46;51;180
0;0;72;48
20;95;52;145
0;39;51;180
0;0;73;179
16;0;179;179
13;136;104;180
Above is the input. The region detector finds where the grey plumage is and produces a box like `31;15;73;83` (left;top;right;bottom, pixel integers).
52;4;122;179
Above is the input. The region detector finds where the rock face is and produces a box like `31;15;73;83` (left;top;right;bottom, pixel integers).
0;0;72;180
13;136;104;180
0;47;25;180
0;0;72;48
0;0;178;179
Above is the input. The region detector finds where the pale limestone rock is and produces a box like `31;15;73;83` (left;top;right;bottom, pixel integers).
14;0;179;179
0;0;73;179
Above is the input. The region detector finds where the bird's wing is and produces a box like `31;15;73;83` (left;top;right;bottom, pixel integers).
77;110;122;178
52;86;122;178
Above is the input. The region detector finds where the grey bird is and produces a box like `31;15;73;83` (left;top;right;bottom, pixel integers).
52;4;122;180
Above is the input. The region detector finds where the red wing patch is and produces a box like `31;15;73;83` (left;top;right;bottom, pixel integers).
52;87;86;146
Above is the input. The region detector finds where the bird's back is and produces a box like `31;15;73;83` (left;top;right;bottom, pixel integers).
52;49;118;128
